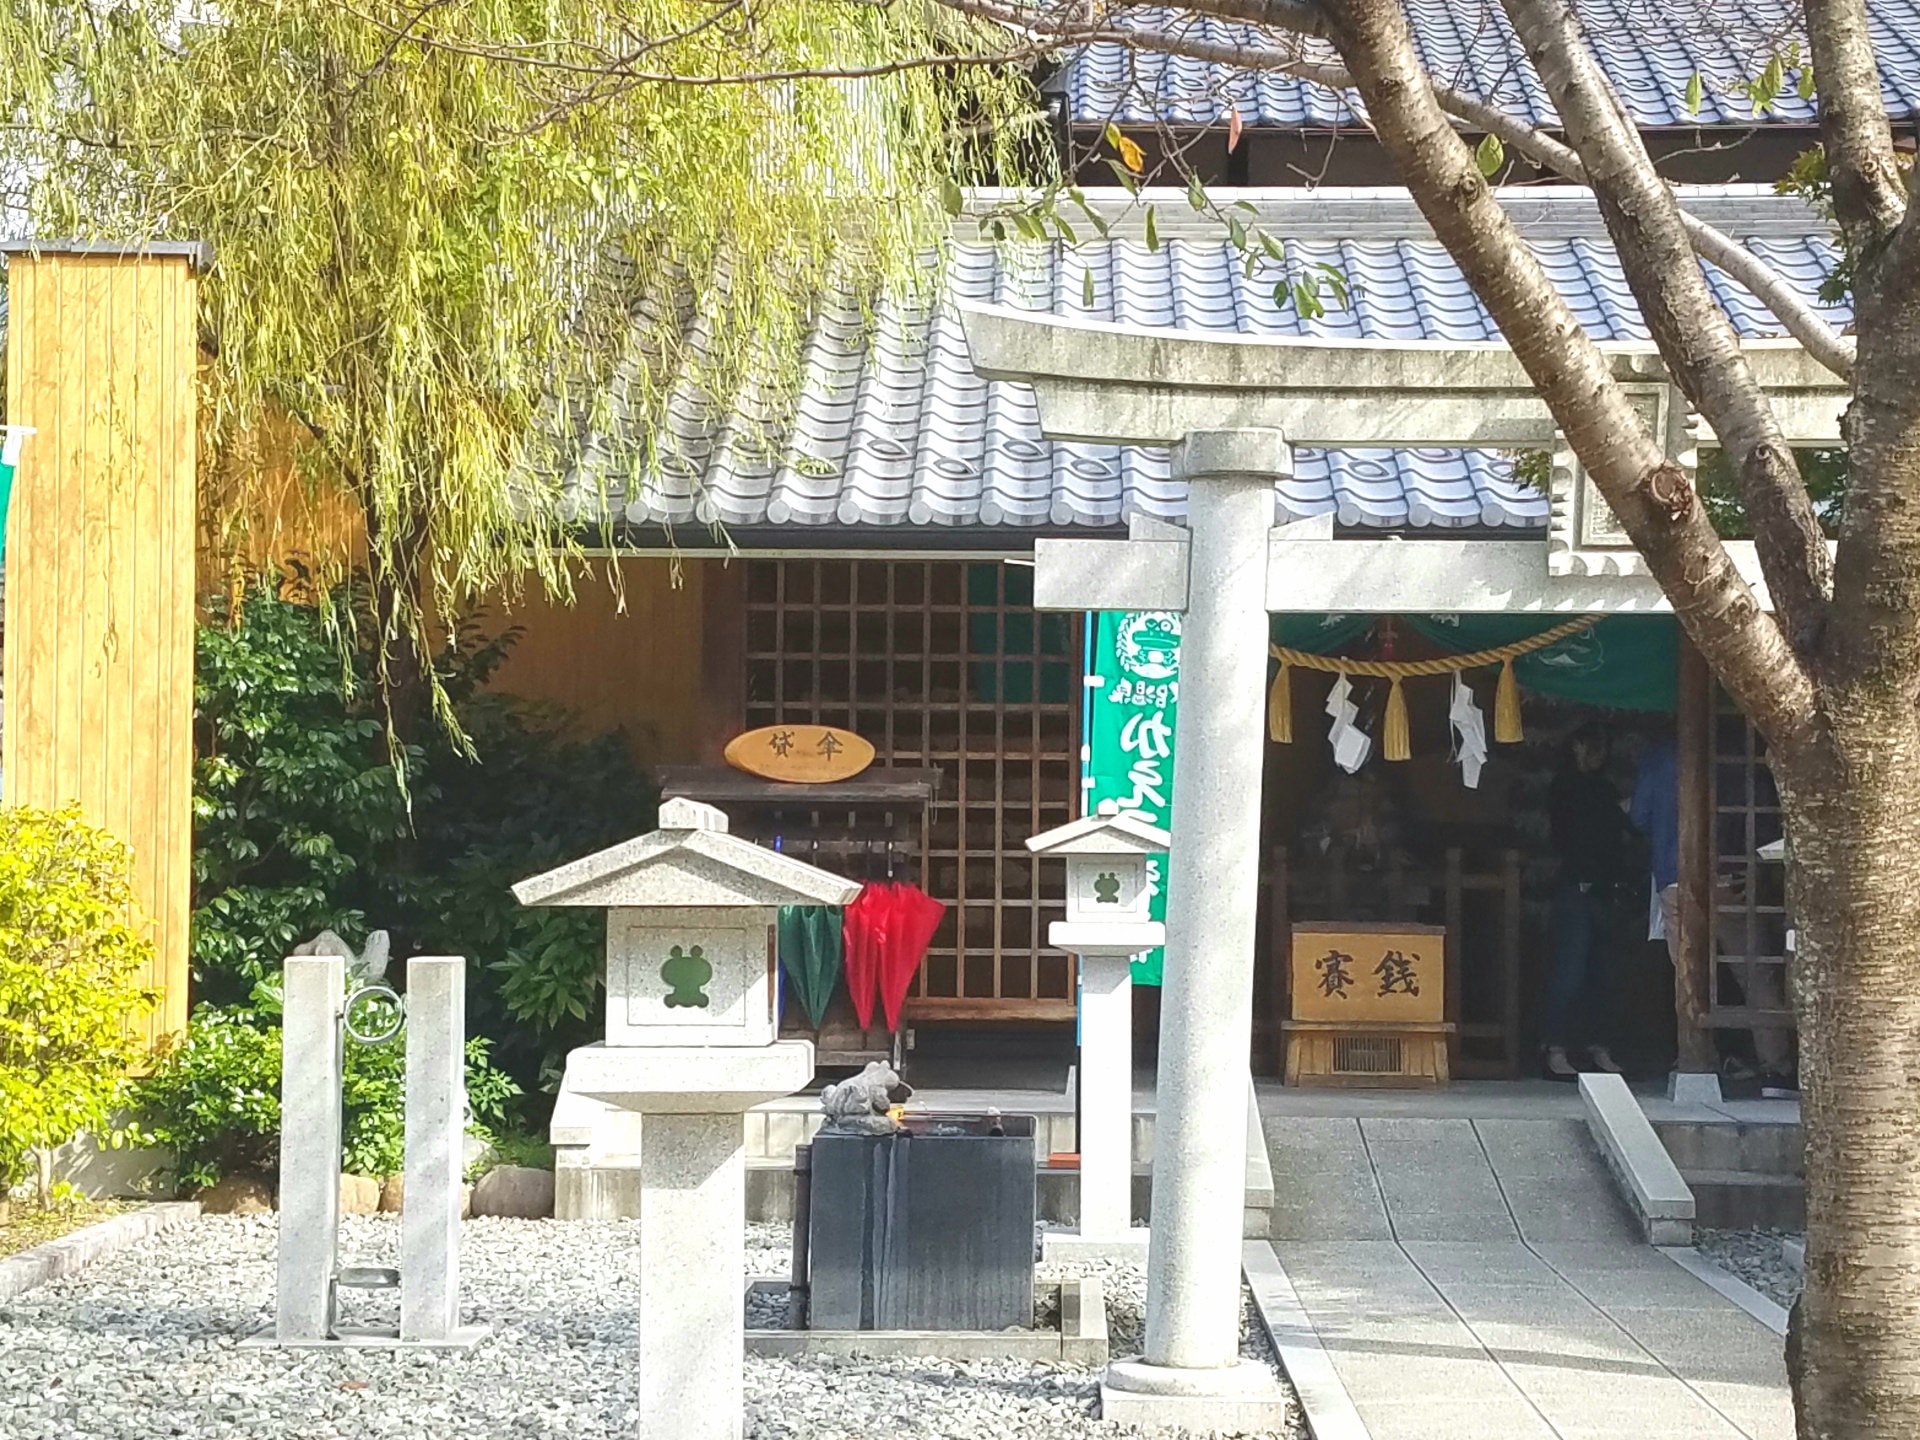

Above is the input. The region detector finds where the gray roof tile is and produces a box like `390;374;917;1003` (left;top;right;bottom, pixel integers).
1066;0;1920;130
559;190;1847;535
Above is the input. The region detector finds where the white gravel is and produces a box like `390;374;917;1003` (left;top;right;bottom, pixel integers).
1695;1227;1804;1310
0;1215;1301;1440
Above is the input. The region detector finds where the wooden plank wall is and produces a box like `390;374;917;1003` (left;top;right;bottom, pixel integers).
4;251;200;1049
484;556;713;768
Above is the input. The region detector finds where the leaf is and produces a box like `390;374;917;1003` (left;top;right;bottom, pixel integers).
1055;214;1080;246
1475;133;1505;178
1685;72;1705;119
1103;158;1141;195
1082;267;1097;308
1260;232;1287;264
1145;205;1160;252
1227;106;1244;153
1187;173;1208;211
1228;218;1248;252
1106;122;1145;174
939;178;964;217
1798;67;1816;102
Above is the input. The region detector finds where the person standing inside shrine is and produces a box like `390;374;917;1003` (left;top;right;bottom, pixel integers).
1542;723;1634;1080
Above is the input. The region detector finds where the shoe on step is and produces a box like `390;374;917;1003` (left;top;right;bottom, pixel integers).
1541;1046;1579;1082
1587;1046;1624;1076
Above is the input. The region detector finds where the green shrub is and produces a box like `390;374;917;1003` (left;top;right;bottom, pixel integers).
136;990;520;1190
192;589;414;1007
192;590;657;1107
131;1004;281;1190
0;805;154;1205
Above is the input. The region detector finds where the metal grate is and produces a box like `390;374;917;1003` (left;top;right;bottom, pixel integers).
1333;1034;1404;1075
743;560;1081;1021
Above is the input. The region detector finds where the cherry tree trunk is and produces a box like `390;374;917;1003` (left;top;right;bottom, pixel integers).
1781;707;1920;1440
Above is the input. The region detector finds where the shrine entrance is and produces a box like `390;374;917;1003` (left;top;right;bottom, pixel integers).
1245;613;1688;1083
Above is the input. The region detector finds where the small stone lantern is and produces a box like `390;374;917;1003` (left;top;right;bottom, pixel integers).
1026;801;1169;1259
514;797;857;1440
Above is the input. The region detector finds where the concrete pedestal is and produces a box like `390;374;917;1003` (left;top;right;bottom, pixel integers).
401;957;487;1348
639;1112;748;1440
276;955;344;1343
562;1038;814;1440
1134;432;1288;1389
1668;1070;1724;1106
1045;953;1149;1262
1101;1355;1290;1431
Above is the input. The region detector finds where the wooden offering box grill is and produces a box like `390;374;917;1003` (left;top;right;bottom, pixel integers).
1284;922;1455;1088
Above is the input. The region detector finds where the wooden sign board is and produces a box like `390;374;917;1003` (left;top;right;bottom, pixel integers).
1290;922;1445;1024
724;724;876;784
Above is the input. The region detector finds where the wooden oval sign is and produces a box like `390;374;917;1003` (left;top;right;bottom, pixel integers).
724;724;876;784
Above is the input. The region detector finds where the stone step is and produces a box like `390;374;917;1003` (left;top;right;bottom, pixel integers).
1653;1119;1803;1177
1683;1168;1807;1230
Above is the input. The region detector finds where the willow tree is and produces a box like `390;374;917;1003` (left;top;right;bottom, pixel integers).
0;1;1037;739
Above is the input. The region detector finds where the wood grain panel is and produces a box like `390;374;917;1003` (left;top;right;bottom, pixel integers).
484;556;709;767
4;251;200;1050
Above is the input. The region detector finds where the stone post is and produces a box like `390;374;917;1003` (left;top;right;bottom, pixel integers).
401;956;470;1344
1073;953;1141;1251
638;1113;747;1440
277;954;344;1343
1105;430;1288;1422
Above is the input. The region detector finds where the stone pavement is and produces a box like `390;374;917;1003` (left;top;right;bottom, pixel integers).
1262;1116;1792;1440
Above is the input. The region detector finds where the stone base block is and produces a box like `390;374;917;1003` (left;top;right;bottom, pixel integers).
1667;1070;1724;1106
554;1158;642;1220
747;1278;1107;1366
1042;1227;1151;1263
243;1324;490;1351
1101;1356;1290;1433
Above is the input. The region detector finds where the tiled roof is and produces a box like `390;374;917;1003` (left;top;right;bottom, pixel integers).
557;189;1847;535
1064;0;1920;131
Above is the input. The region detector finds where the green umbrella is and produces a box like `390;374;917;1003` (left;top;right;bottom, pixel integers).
777;904;844;1029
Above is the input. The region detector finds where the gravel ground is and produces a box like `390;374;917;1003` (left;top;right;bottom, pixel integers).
0;1215;1301;1440
1696;1227;1804;1310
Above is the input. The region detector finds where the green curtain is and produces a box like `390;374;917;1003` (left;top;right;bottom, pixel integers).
1271;613;1376;653
1401;614;1677;713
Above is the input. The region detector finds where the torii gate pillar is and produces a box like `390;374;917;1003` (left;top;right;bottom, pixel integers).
1098;431;1291;1427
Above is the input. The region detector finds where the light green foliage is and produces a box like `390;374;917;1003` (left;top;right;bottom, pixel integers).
0;2;1039;729
0;806;154;1203
136;989;519;1190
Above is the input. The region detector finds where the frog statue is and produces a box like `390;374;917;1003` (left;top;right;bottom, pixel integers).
819;1061;914;1135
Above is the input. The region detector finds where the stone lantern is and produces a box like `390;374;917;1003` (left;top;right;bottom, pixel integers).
1026;801;1169;1259
514;797;858;1440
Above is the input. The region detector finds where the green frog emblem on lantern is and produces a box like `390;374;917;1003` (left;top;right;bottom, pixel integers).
660;943;713;1008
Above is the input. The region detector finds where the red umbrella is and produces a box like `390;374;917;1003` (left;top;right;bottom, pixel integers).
878;881;946;1032
841;882;889;1029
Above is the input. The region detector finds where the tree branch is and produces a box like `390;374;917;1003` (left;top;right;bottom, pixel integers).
1305;0;1819;749
1805;0;1908;244
1498;0;1833;652
938;0;1856;381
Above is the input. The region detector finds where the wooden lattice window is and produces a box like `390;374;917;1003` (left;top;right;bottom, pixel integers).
743;560;1081;1021
1709;699;1793;1030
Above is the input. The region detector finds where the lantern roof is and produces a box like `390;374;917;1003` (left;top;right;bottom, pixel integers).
513;798;861;910
1025;802;1171;858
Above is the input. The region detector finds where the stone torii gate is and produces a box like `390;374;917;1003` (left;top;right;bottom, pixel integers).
959;304;1845;1425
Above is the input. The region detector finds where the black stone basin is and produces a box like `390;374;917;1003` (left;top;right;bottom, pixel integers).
805;1113;1037;1331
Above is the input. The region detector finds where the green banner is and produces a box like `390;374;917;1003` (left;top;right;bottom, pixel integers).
1084;611;1181;985
0;426;28;561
